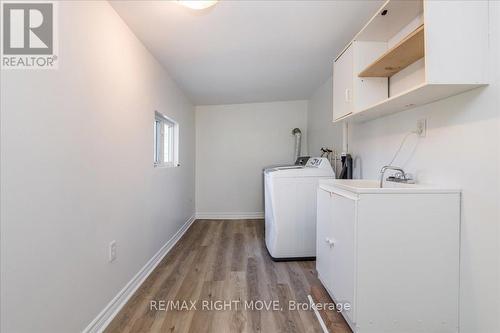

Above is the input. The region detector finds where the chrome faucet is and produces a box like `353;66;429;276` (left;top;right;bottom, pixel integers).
379;166;414;188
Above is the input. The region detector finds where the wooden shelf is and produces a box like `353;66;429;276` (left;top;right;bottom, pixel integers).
358;25;425;78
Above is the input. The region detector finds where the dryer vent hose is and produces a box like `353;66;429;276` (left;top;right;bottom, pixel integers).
292;128;302;161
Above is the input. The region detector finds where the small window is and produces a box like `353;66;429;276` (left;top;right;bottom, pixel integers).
154;111;179;167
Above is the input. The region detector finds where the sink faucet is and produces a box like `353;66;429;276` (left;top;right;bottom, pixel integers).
379;166;413;188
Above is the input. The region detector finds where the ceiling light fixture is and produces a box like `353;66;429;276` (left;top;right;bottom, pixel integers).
176;0;218;10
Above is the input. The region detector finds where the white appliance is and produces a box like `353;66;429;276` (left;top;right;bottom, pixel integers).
264;157;334;260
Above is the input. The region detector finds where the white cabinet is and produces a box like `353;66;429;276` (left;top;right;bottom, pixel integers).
316;187;357;324
333;42;388;121
316;188;355;302
316;179;461;333
328;191;356;323
316;187;334;290
332;44;354;120
332;0;489;123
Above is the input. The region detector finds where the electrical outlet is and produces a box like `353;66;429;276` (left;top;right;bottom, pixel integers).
109;241;117;263
417;119;427;137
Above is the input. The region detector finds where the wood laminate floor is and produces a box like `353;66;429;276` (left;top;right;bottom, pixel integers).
105;219;351;333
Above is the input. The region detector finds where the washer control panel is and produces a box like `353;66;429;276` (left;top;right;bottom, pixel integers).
305;157;329;168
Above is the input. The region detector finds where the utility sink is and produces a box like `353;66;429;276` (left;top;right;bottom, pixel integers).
319;179;460;194
316;178;461;333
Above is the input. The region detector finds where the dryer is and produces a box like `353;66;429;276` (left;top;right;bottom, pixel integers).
264;157;334;260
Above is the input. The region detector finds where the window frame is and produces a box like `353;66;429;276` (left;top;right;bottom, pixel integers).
154;111;179;168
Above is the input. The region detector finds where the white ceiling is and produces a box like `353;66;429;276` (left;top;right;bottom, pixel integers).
111;0;382;105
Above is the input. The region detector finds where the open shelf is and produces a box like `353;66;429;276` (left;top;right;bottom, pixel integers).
333;82;486;123
358;25;425;78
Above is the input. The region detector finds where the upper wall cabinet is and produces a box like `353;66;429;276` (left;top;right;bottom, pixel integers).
333;44;354;120
332;0;489;123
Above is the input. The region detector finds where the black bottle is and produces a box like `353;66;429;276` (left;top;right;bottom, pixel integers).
338;153;353;179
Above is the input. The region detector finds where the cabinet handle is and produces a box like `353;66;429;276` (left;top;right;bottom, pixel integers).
344;88;351;103
325;238;335;248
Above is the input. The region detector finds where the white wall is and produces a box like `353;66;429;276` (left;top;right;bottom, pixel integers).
307;76;343;157
195;101;308;217
307;3;500;332
0;2;195;332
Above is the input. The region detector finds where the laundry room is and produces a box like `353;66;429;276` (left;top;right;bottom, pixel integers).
1;1;499;333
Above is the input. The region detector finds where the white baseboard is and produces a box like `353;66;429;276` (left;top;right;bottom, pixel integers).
195;212;264;220
83;214;196;333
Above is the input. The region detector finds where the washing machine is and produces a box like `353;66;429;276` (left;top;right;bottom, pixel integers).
264;157;334;260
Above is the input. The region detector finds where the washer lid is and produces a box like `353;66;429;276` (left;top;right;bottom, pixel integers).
268;167;334;178
266;165;303;171
266;158;334;178
264;158;334;177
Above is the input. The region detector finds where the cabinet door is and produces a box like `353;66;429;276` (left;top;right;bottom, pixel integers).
330;192;356;323
333;44;354;120
316;188;334;291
